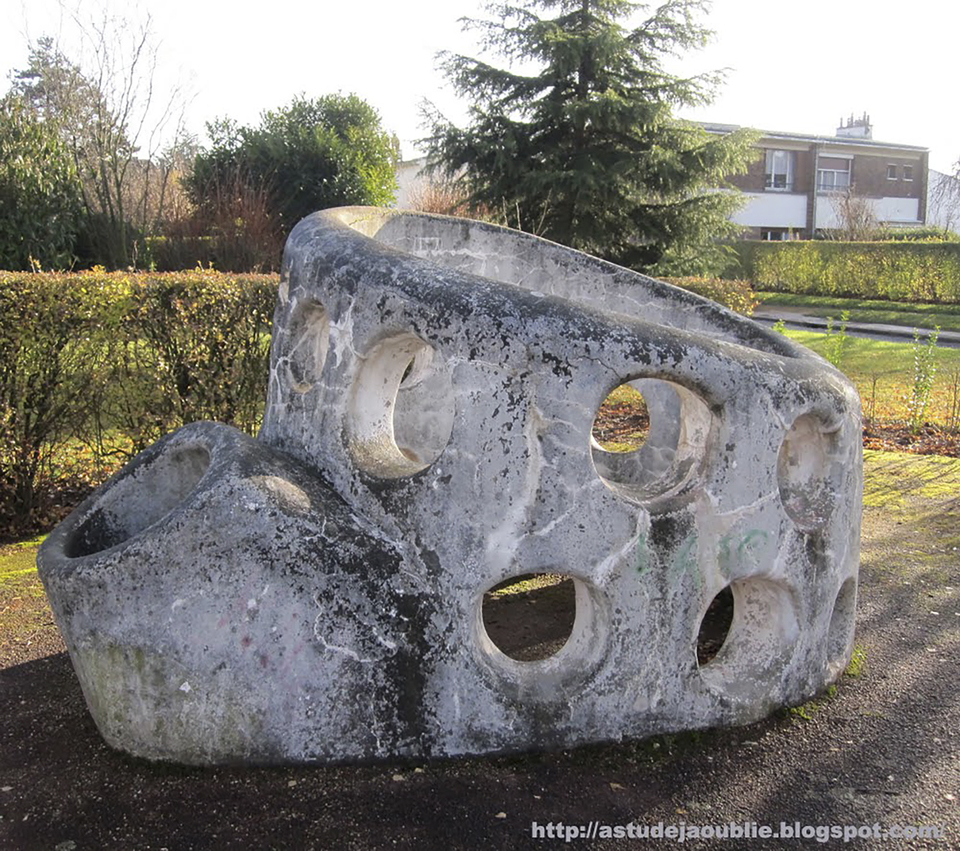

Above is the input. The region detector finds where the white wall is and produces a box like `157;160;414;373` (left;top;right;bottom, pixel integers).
731;192;807;229
928;169;960;232
393;158;428;209
814;196;920;229
872;196;920;223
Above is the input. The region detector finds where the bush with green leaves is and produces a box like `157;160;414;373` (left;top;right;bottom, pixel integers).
872;226;959;242
112;272;276;449
0;270;125;534
727;240;960;303
659;276;758;316
0;270;275;539
908;326;940;433
0;97;82;270
189;94;399;240
824;310;851;369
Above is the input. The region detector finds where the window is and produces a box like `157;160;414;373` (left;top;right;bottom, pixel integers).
887;164;898;180
764;150;795;191
903;165;913;181
817;157;851;192
760;228;798;241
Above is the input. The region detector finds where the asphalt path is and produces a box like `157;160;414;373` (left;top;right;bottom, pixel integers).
752;309;960;348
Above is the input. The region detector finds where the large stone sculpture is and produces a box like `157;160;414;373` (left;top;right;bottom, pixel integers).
38;208;862;765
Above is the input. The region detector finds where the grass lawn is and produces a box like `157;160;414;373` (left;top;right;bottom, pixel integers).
0;536;46;581
590;330;960;435
757;291;960;334
784;330;960;424
0;536;51;657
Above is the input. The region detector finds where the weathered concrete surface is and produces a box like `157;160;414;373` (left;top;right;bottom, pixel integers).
38;207;863;764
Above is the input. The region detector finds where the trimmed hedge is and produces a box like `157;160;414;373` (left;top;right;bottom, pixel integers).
0;266;755;537
659;276;758;316
0;269;276;537
727;240;960;303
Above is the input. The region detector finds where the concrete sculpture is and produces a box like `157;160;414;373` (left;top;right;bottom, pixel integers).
38;207;862;764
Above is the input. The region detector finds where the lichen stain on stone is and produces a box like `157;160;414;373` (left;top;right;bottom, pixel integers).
249;475;311;514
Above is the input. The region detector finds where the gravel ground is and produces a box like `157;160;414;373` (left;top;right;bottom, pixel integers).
0;451;957;850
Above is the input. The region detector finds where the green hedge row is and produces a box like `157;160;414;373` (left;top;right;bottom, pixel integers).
0;269;277;537
0;268;758;538
659;276;758;316
726;241;960;303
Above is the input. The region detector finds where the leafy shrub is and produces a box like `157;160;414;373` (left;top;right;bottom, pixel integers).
908;327;940;433
824;311;851;369
0;97;83;270
189;94;398;237
0;271;124;535
154;169;284;272
114;271;276;448
0;269;276;539
659;276;759;315
725;240;960;303
872;226;960;242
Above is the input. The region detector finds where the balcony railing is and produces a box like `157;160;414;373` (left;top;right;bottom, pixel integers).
764;177;794;192
817;172;851;192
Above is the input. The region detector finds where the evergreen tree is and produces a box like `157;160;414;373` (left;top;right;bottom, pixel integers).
0;97;82;270
425;0;757;273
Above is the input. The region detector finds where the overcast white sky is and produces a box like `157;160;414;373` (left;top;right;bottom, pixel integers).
2;0;958;172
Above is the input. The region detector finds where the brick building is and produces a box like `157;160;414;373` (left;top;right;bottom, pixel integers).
704;114;929;239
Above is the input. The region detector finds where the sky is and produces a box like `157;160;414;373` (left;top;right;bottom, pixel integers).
1;0;958;173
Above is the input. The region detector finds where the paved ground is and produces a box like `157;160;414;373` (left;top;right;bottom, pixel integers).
752;309;960;348
0;451;957;850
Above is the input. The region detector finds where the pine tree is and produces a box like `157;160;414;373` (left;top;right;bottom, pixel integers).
424;0;757;274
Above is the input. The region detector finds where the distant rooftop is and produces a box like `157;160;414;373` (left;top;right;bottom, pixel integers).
696;120;928;153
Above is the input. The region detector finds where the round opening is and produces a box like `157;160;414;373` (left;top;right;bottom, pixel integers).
777;413;841;530
591;378;712;503
826;577;857;676
696;585;734;666
66;444;211;558
697;576;799;699
285;299;330;394
592;385;650;452
347;334;455;477
481;574;576;661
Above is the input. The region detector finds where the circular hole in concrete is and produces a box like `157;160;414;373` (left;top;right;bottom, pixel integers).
777;413;841;530
592;384;650;451
66;444;211;558
697;576;799;699
591;378;712;503
696;585;734;666
482;574;576;661
347;334;454;477
826;577;857;675
286;299;330;393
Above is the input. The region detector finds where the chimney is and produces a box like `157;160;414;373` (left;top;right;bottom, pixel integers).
836;112;872;139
